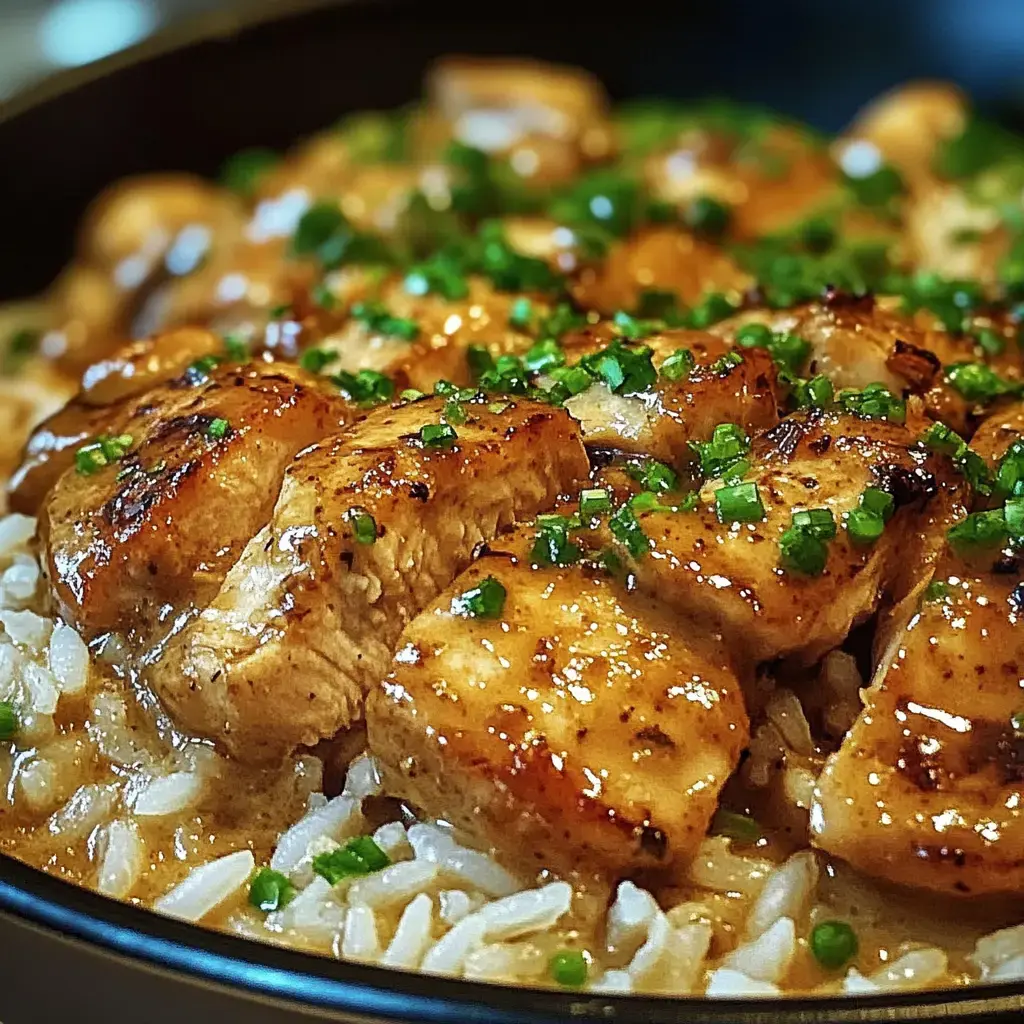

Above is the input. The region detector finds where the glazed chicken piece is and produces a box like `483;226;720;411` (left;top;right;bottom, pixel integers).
621;405;960;667
811;405;1024;896
423;56;614;185
41;360;345;641
7;327;229;513
571;226;750;316
151;396;589;762
559;331;783;469
368;527;749;877
812;555;1024;896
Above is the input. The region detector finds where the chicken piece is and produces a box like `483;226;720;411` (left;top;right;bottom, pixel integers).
842;81;967;187
621;406;960;667
812;556;1024;896
311;275;543;392
41;361;344;641
368;527;749;876
424;57;613;183
572;226;750;316
644;123;840;241
559;332;782;469
8;327;231;514
151;396;589;762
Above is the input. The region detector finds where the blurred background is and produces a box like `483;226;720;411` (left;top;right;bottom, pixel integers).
1;0;1024;297
0;0;226;99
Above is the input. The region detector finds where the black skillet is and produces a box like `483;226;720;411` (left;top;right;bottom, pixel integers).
0;1;1023;1020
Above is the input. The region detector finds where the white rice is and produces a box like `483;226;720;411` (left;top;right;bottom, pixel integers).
2;508;1024;999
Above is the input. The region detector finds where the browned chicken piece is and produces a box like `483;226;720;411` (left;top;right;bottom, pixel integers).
619;405;961;667
310;275;545;392
642;123;839;241
368;526;749;877
559;331;783;470
423;57;614;184
41;361;345;642
572;226;750;316
841;81;967;186
813;548;1024;895
150;396;589;762
813;408;1024;896
8;327;233;514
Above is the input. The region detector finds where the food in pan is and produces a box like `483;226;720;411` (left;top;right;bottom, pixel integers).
1;57;1024;997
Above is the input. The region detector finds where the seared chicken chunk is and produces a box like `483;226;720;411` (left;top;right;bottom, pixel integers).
561;333;782;469
42;361;344;640
623;407;960;666
152;397;589;762
813;556;1024;896
368;528;749;877
814;410;1024;895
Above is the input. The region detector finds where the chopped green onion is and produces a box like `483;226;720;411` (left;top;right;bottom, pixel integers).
945;362;1021;404
792;507;837;540
734;322;774;348
249;867;296;913
1006;496;1024;539
996;441;1024;499
332;369;395;406
810;920;859;970
312;836;391;885
684;195;732;239
708;350;744;375
351;300;418;341
843;163;904;209
300;348;333;374
451;575;507;619
549;949;588;988
860;487;895;522
920;421;966;456
792;374;834;409
578;340;657;395
0;701;17;741
688;292;737;329
579;488;612;518
508;296;534;331
532;514;584;567
660;348;696;381
75;434;134;476
845;507;886;547
837;382;906;423
609;503;651;557
947;508;1009;554
547;365;594;396
715;481;765;524
625;457;679;494
223;334;250;361
419;423;459;449
523;338;565;374
779;523;829;575
206;418;230;440
1012;711;1024;737
400;388;426;402
343;507;377;545
710;808;760;844
975;327;1006;357
312;282;337;310
185;354;222;384
691;423;750;481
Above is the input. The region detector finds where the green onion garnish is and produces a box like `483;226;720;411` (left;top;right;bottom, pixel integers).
332;369;395;406
548;950;589;988
206;418;230;440
419;423;459;449
715;481;765;524
343;507;377;545
810;920;859;970
660;348;696;381
710;808;761;845
451;575;507;619
248;867;296;913
579;488;612;518
75;434;134;476
312;836;391;885
0;701;17;741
